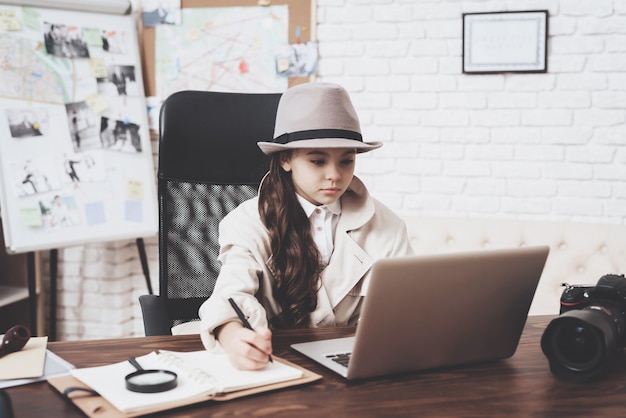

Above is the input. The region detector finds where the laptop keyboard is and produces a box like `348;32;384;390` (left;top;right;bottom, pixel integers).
327;352;351;368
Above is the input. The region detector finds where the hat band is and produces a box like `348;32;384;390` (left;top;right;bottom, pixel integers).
273;129;363;144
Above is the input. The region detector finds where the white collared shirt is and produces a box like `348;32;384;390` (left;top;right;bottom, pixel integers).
296;194;341;266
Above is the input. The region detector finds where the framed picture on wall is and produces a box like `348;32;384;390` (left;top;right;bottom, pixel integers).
462;10;548;74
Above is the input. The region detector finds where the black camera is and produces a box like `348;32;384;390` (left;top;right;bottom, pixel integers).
541;274;626;382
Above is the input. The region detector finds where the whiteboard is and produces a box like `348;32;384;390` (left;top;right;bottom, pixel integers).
0;4;157;253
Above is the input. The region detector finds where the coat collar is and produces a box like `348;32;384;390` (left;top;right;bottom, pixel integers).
336;176;375;230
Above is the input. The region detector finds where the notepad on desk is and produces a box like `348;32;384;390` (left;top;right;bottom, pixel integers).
58;349;318;416
0;349;74;389
0;336;48;381
0;335;75;389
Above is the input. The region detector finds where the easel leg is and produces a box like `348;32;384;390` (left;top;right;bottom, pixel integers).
136;238;153;295
49;249;58;342
26;252;37;335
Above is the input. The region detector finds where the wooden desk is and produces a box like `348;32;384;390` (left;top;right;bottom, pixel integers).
5;315;626;417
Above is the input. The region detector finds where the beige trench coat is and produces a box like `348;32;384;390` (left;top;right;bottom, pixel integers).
199;176;414;350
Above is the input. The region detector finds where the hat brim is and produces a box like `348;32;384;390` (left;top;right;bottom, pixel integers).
257;138;382;155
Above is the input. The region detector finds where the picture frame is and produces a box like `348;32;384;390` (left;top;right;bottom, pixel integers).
462;10;548;74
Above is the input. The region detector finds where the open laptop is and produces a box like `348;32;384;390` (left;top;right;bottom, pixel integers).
291;246;549;380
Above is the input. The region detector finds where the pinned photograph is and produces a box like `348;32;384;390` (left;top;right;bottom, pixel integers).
101;29;128;54
96;65;139;96
142;0;182;27
43;22;90;58
274;41;318;78
40;194;81;229
100;116;142;153
6;107;49;138
61;152;106;188
12;157;62;197
65;101;101;152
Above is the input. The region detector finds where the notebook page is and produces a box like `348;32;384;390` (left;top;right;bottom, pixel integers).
158;350;303;393
70;351;215;414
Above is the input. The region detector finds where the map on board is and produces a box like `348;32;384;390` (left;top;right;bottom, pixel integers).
154;5;289;98
0;34;75;104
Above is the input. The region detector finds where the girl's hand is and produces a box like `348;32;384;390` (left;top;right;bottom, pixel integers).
216;321;273;370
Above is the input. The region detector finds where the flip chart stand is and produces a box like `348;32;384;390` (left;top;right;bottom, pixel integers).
26;239;152;341
136;238;153;295
26;252;37;335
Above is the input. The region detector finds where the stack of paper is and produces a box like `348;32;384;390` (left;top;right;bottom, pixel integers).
0;336;74;389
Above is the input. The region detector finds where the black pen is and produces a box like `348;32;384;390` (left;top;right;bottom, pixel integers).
228;297;273;363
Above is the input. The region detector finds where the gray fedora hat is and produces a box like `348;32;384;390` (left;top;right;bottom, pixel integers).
257;82;383;155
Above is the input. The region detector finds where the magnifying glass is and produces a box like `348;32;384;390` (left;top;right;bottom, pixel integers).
125;356;177;393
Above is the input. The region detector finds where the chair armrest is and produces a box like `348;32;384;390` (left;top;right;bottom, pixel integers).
138;295;172;336
0;390;14;418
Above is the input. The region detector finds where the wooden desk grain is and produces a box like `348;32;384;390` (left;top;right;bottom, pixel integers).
5;316;626;417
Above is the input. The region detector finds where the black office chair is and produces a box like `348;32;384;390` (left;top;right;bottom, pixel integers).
139;90;281;336
0;390;13;418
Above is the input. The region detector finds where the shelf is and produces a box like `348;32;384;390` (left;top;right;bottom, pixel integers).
0;285;29;308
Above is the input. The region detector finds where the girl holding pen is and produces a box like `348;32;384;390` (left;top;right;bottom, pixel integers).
198;82;414;370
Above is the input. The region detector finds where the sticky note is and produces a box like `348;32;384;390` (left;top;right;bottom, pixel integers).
276;57;289;73
126;179;144;200
125;199;142;222
85;93;108;114
21;7;40;30
0;9;20;31
89;57;108;78
85;202;106;225
83;27;103;46
20;207;43;227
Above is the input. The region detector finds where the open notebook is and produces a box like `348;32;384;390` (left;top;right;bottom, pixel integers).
66;350;305;415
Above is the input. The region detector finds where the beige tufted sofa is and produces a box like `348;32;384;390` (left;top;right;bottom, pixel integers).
401;215;626;316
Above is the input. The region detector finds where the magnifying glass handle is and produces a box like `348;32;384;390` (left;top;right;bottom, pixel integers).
0;325;31;358
128;356;144;371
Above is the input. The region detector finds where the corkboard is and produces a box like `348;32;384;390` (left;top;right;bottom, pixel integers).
139;0;315;97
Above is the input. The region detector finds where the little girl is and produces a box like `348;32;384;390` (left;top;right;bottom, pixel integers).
199;82;414;369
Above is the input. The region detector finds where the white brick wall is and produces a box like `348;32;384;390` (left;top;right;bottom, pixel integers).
318;0;625;223
43;0;626;340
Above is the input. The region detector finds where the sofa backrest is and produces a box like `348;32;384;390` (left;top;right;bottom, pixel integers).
400;215;626;315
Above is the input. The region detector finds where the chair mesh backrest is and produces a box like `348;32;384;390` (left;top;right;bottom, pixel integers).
157;90;280;328
163;181;257;301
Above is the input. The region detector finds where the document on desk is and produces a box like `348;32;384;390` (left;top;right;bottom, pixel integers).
0;333;74;389
0;349;74;389
67;350;306;415
0;336;47;381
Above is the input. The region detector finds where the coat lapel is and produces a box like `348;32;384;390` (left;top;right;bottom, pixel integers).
312;228;374;326
312;178;376;325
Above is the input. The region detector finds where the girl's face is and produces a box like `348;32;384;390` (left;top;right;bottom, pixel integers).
280;148;356;206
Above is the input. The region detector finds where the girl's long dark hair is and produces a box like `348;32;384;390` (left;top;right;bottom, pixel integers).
258;153;321;328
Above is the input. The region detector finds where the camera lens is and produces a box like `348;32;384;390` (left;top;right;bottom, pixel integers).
552;324;602;370
541;308;619;382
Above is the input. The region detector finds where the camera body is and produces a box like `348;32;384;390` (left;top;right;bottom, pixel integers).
541;274;626;382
